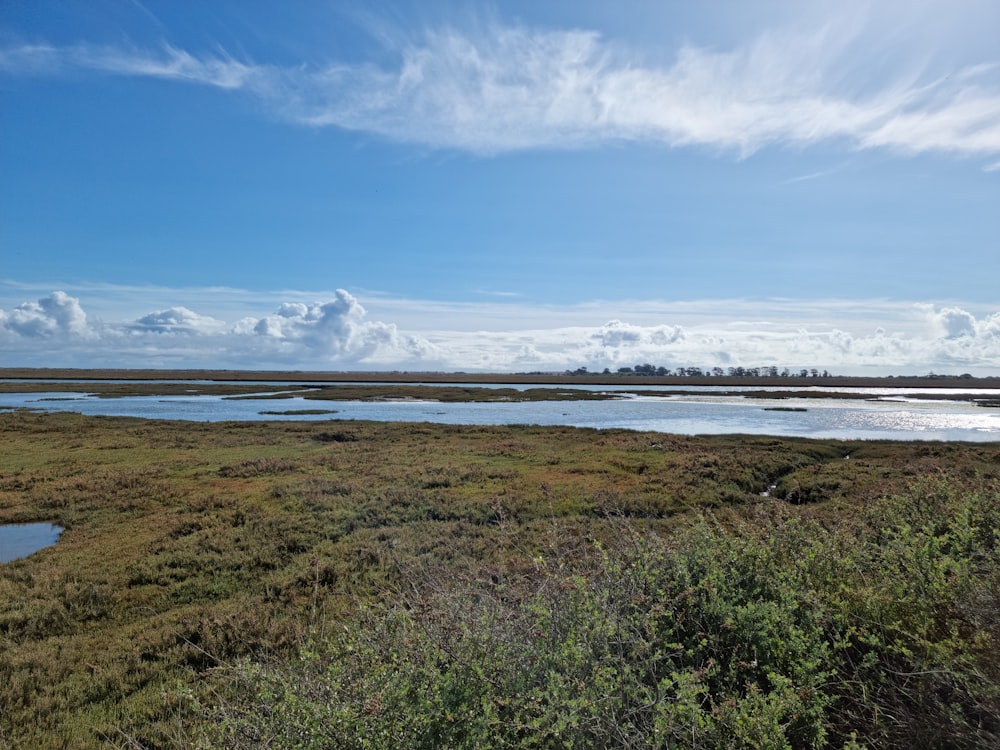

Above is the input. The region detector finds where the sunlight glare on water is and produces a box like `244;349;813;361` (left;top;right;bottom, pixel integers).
0;385;998;441
841;405;1000;433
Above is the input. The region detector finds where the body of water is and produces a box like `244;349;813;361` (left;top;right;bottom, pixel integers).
0;523;63;563
1;385;998;441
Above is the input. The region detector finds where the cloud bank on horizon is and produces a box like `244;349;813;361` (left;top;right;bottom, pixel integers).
1;2;997;375
3;8;999;159
2;290;998;376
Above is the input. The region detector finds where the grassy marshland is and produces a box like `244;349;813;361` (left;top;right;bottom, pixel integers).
0;381;619;402
1;411;998;747
4;378;999;407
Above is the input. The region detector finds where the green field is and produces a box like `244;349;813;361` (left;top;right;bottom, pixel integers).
1;410;998;747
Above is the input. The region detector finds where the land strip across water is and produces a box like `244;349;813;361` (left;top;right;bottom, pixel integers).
3;368;999;404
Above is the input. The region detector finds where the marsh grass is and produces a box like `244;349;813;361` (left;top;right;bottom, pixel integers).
0;411;997;747
197;479;1000;749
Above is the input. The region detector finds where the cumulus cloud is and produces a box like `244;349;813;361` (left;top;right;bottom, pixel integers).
420;303;1000;375
0;289;435;368
2;291;999;375
980;313;1000;338
932;306;978;339
0;291;91;338
920;303;1000;342
3;12;999;158
246;290;437;363
593;320;684;349
129;306;226;334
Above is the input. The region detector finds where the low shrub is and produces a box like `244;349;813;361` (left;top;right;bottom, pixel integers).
197;478;1000;748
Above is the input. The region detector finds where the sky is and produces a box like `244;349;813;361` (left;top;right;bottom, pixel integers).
1;0;999;375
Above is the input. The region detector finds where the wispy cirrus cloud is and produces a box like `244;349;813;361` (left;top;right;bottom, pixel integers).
0;42;256;88
2;14;999;159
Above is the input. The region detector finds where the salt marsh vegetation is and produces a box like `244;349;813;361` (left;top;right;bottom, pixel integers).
0;410;997;747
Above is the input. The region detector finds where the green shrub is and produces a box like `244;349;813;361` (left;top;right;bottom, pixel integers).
198;478;1000;749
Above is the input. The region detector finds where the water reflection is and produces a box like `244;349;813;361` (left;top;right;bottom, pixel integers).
0;388;997;442
0;523;63;563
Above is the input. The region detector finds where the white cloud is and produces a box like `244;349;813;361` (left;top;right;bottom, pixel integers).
0;42;256;89
930;306;978;339
129;306;226;335
3;12;998;158
0;291;91;338
980;313;1000;338
593;319;684;348
2;290;999;375
245;289;437;363
0;289;436;368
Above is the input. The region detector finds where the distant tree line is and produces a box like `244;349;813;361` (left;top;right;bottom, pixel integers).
565;365;832;378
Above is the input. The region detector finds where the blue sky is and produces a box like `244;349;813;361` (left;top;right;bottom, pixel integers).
1;0;999;373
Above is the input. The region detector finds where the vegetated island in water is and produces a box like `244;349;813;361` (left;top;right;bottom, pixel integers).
2;367;999;404
1;407;999;748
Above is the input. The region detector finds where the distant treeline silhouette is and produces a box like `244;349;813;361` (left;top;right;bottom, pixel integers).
565;365;832;377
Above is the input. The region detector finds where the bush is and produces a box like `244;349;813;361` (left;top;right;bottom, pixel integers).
195;479;1000;749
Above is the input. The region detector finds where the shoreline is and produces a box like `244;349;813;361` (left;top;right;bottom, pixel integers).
2;367;999;390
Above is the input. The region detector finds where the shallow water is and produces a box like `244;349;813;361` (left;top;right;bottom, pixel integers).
1;384;998;441
0;523;63;563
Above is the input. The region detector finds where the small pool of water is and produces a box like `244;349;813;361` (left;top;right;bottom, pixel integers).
0;523;63;563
